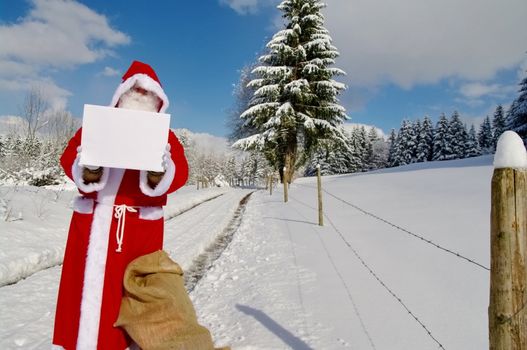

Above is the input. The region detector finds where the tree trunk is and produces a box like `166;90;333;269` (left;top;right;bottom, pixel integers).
282;142;296;184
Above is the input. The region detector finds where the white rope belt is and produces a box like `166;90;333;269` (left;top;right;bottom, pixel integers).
113;204;138;253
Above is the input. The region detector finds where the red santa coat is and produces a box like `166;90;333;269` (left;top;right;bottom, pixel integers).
53;61;189;350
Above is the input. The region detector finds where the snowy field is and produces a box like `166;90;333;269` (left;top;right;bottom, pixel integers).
0;155;495;349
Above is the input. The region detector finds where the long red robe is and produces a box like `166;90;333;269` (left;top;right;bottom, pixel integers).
53;127;188;349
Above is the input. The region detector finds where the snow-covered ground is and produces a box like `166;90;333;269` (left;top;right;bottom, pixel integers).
1;155;496;349
0;183;229;287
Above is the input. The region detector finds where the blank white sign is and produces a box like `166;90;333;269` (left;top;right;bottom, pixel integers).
79;104;170;172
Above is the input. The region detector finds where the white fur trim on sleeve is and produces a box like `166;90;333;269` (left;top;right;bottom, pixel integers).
72;156;109;193
139;157;175;197
139;206;164;220
73;196;94;214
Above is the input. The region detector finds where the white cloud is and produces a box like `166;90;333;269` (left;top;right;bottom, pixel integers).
0;77;71;111
0;0;130;110
220;0;261;14
0;0;130;67
456;82;517;107
459;83;502;99
220;0;281;15
321;0;527;89
101;66;120;77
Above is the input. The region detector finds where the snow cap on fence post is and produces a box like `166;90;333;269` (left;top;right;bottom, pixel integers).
493;131;527;169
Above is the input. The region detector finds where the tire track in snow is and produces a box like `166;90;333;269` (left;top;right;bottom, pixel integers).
183;192;254;292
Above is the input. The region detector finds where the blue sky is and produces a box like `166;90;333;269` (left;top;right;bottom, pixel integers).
1;0;526;137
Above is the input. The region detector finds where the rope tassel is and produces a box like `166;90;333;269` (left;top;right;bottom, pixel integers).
114;204;138;252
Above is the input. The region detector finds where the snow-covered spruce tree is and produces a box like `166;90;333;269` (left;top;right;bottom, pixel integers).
449;111;468;159
304;144;329;176
416;116;434;162
227;63;259;143
387;129;397;167
224;157;237;186
396;120;417;165
506;74;527;144
347;127;367;172
492;104;507;148
304;136;349;176
413;119;423;162
233;0;347;183
365;127;388;170
478;116;494;154
433;114;454;161
465;124;481;158
365;127;384;170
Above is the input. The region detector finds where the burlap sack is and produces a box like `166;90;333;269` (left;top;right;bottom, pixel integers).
114;250;225;350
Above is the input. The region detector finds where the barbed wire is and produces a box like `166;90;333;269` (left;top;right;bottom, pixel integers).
294;182;489;271
500;299;527;325
288;195;377;349
323;189;489;271
322;211;447;349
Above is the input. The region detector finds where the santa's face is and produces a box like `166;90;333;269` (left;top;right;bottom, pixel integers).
118;86;162;112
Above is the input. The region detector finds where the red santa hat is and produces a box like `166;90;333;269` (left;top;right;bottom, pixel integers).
110;60;169;113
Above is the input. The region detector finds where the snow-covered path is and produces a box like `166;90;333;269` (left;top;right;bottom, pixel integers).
0;187;250;349
191;156;492;349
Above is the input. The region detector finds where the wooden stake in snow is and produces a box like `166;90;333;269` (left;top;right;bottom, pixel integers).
317;164;323;226
489;131;527;350
270;175;273;196
283;167;288;203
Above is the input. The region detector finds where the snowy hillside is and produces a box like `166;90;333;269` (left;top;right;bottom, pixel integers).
0;155;495;349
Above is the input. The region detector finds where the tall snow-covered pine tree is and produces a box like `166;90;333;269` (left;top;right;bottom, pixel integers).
465;125;481;158
433;114;453;161
492;105;507;148
478;116;494;154
416;116;433;162
233;0;347;183
449;111;467;159
506;74;527;144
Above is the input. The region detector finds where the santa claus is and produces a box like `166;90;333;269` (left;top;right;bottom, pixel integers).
53;61;189;349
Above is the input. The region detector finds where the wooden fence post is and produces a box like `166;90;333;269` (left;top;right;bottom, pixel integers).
489;131;527;350
196;177;200;190
270;175;273;196
317;164;323;226
283;167;288;203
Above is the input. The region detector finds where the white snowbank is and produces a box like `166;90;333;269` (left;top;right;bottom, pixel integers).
494;131;527;169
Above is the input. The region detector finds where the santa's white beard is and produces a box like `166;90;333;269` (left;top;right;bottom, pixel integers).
118;89;159;112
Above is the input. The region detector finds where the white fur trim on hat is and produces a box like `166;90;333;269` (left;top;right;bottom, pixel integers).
139;156;175;197
72;156;109;193
110;73;169;113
